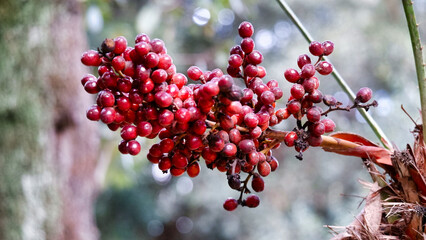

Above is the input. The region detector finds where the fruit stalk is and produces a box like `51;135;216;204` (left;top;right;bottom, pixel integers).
275;0;391;148
402;0;426;142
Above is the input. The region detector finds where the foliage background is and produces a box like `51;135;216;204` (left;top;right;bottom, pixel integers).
81;0;426;239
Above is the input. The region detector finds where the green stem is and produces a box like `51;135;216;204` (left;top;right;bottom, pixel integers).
276;0;391;148
402;0;426;142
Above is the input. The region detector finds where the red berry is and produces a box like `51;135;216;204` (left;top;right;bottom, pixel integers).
309;122;325;136
187;162;201;178
81;74;97;86
251;174;264;192
241;38;255;53
158;109;174;127
151;69;168;83
321;118;336;133
286;100;301;114
127;140;141;155
290;84;305;100
238;21;254;38
86;105;101;121
260;90;275;105
113;36;127;54
301;64;316;79
228;54;243;68
170;167;185;177
284;131;297;147
121;125;138;140
238;139;255;154
223;198;238;211
81;50;101;66
83;80;100;94
118;140;129;154
244;195;260;208
356;87;373;103
316;61;333;75
100;107;116;124
306;107;322;123
154;91;173;108
172;152;188;169
159;138;174;153
158;54;173;70
158;157;172;171
247;50;263;65
309;41;325;56
137;121;153;137
257;161;271;177
297;54;311;68
187;66;203;80
222;143;237;157
322;40;334;56
284;68;300;83
112;56;125;71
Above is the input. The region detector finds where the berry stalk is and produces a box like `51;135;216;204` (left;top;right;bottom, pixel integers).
275;0;391;148
402;0;426;142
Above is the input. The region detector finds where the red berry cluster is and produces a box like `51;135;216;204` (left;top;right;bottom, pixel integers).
80;21;377;211
280;41;338;158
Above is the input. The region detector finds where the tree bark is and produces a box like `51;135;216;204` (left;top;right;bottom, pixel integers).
0;0;100;239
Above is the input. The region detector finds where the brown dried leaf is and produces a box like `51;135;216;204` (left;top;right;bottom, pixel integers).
363;182;382;235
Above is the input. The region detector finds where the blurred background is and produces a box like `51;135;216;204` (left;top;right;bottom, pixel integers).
1;0;425;239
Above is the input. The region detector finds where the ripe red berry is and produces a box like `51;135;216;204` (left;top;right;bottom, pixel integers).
113;36;127;54
238;21;254;38
241;38;255;53
301;64;316;79
316;61;333;75
223;198;238;211
297;54;311;69
290;84;305;100
127;140;141;155
260;90;275;105
257;161;271;177
158;157;172;171
100;107;116;124
85;104;101;121
284;131;297;147
247;50;263;65
170;167;185;177
81;50;101;66
284;68;300;83
251;174;264;192
309;41;325;56
81;74;97;86
187;162;201;178
137;121;153;137
244;195;260;208
187;66;203;80
309;122;325;136
322;40;334;56
112;56;125;72
222;143;237;157
356;87;373;103
239;139;255;154
321;118;336;133
228;54;243;68
172;153;188;169
154;91;173;108
306;107;322;123
121;125;138;140
286;100;301;114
